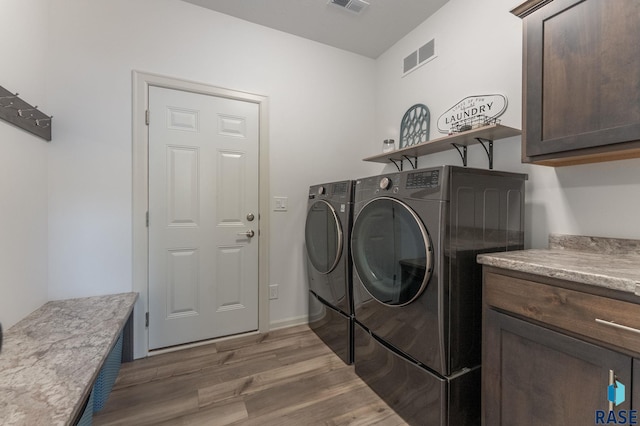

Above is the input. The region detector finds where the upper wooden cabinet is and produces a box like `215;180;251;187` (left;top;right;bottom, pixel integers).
513;0;640;166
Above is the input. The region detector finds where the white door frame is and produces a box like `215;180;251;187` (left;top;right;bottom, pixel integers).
132;70;270;359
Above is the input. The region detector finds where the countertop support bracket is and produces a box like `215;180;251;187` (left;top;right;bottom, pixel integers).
476;138;494;169
452;143;468;167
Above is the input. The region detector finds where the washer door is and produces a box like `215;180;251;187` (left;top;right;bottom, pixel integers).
305;200;343;274
352;197;433;306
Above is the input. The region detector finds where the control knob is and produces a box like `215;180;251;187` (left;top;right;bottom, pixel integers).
317;186;326;195
379;177;392;190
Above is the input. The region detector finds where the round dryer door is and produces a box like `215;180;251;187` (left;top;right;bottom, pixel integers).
352;197;433;306
305;200;343;274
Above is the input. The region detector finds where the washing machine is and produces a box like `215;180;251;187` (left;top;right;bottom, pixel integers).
351;165;526;425
305;180;354;365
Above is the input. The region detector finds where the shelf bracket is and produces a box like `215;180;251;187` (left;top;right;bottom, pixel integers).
476;138;494;169
402;155;418;170
451;143;468;167
389;158;403;172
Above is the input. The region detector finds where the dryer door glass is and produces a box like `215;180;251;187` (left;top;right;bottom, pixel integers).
352;197;433;306
305;200;343;274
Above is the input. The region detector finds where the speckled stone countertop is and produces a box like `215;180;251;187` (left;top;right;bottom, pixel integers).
0;293;137;425
477;234;640;296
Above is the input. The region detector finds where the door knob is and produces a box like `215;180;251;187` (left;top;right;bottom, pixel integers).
237;230;255;238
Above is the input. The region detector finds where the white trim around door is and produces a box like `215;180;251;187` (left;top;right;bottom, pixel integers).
132;70;270;359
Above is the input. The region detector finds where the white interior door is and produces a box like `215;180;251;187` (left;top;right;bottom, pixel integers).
148;86;259;350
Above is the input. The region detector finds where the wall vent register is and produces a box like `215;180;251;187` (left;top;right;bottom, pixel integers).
328;0;370;14
403;39;436;75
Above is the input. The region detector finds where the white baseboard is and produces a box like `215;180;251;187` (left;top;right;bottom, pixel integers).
269;315;308;331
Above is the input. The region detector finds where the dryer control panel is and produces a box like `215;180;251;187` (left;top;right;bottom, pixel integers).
406;170;440;189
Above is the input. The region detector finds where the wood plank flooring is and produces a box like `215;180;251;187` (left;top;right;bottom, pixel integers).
93;325;408;425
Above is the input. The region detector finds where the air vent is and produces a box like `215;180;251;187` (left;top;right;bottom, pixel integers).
418;39;435;64
329;0;370;14
403;38;437;76
403;51;418;74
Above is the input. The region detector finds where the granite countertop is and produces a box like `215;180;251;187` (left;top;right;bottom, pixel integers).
0;292;138;426
477;234;640;296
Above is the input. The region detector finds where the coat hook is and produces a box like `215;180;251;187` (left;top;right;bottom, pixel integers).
18;107;38;119
36;117;52;128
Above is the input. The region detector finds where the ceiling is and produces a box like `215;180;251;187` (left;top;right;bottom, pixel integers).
180;0;450;59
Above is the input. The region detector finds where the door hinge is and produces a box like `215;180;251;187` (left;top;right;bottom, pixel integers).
146;211;149;227
145;110;150;125
145;312;149;327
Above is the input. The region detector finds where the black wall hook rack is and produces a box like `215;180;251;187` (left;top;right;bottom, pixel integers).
0;85;52;141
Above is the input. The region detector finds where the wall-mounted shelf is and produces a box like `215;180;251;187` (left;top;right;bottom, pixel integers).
363;124;521;171
0;85;52;141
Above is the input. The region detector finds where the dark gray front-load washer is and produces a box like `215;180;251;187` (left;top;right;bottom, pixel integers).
305;180;354;364
351;166;527;425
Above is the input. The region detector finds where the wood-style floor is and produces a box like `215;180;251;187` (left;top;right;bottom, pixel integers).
93;325;408;425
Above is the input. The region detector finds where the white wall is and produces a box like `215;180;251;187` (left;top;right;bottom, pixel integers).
374;0;640;249
7;0;639;340
0;0;49;328
44;0;379;332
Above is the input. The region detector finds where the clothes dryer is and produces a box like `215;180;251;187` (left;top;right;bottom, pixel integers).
305;180;354;364
351;166;526;425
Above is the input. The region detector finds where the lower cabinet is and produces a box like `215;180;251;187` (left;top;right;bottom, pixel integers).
484;309;633;425
482;269;640;425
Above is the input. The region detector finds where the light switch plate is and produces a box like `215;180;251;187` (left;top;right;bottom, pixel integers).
273;196;288;211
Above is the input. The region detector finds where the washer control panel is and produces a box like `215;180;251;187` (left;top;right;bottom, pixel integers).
406;170;440;189
332;182;349;194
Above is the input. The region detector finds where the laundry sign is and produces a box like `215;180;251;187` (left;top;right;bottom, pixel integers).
437;94;507;133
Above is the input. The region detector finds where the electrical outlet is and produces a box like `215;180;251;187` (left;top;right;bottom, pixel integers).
269;284;279;300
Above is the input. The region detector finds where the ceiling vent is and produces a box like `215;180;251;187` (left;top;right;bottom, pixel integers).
329;0;370;14
403;38;437;76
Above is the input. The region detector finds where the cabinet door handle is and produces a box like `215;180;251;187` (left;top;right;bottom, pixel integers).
609;370;616;412
595;318;640;334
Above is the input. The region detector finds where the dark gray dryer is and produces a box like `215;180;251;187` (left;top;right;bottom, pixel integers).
305;180;354;364
351;166;527;425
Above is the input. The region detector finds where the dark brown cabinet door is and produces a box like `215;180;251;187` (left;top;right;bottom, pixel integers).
517;0;640;165
483;309;632;426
